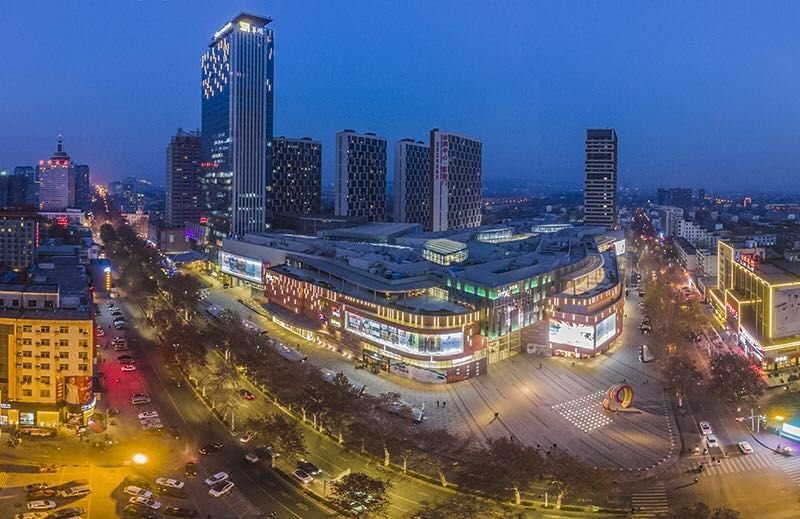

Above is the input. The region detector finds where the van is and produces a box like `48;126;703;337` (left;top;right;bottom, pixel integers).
58;485;91;498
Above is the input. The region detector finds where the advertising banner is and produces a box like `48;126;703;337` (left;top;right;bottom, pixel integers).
345;311;463;355
220;252;262;283
549;319;595;349
63;376;93;405
774;287;800;337
595;314;617;347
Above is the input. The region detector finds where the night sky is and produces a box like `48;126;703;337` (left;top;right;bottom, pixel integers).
2;1;799;191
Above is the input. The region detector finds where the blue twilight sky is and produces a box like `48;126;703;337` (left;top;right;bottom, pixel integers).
1;1;800;192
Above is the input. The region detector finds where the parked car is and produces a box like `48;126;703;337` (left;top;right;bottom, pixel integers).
13;512;48;519
239;389;255;400
26;501;56;511
25;489;56;500
138;411;159;420
155;478;184;490
128;497;161;510
244;453;259;464
199;442;223;455
738;441;754;454
204;472;230;486
122;504;157;519
23;483;49;492
121;364;137;372
124;486;153;499
292;469;313;484
208;480;235;498
130;393;151;405
156;486;187;499
297;460;321;476
46;508;87;519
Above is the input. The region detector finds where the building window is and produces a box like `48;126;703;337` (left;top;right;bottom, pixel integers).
28;300;37;308
59;352;69;359
40;363;50;370
40;326;50;333
40;376;50;385
22;389;32;397
58;363;68;371
44;301;54;309
79;339;88;348
22;325;32;332
22;338;32;345
40;339;50;346
79;364;88;372
12;299;19;307
40;390;51;398
22;375;32;384
22;362;32;369
40;351;50;359
59;326;69;334
58;340;69;347
22;350;32;357
78;352;88;360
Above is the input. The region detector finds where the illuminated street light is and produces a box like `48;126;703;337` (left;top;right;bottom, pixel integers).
132;453;148;465
775;415;785;422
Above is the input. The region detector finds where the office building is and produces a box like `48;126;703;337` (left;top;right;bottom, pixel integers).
335;130;387;222
394;139;430;226
271;137;322;217
165;129;203;227
429;130;482;232
74;165;91;211
583;129;618;229
0;167;37;209
0;213;37;271
37;137;75;212
201;13;275;242
656;187;692;208
0;262;95;427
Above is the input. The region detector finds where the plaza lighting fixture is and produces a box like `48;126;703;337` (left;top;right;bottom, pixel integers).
132;453;148;465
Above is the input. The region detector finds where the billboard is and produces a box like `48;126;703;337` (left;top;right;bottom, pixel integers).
220;252;262;283
345;311;463;355
63;376;93;405
773;287;800;337
549;319;595;349
595;313;617;347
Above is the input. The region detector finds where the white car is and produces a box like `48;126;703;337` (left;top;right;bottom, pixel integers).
121;364;136;372
292;469;313;484
239;431;257;443
14;512;48;519
208;480;235;498
155;477;185;489
204;472;230;486
706;434;719;449
123;486;153;499
738;441;754;454
129;497;161;510
699;421;712;435
26;501;56;511
138;411;159;420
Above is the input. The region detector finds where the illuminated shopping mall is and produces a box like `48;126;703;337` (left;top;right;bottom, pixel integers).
217;222;625;383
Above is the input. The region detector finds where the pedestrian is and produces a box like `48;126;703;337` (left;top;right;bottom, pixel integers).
494;411;499;419
436;400;440;408
538;362;542;369
571;361;575;367
442;401;446;407
693;476;699;483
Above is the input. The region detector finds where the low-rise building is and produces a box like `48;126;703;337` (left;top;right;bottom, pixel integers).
0;262;96;427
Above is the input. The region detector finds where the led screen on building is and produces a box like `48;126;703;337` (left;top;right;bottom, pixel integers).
773;287;800;337
345;311;463;355
595;313;617;347
220;252;262;283
549;319;595;349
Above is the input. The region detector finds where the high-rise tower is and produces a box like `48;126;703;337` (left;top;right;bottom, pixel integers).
37;136;75;212
166;129;203;227
429;130;482;232
394;138;430;226
335;130;387;222
201;13;274;242
583;129;618;229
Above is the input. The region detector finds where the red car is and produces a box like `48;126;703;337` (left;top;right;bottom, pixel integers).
239;389;255;400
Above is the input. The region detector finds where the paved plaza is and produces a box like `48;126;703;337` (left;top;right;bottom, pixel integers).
203;281;678;473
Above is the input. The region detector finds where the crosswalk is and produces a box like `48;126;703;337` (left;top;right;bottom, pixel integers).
677;452;775;476
773;454;800;485
630;482;668;518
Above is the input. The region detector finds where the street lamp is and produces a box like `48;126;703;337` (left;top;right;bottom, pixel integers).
132;453;148;465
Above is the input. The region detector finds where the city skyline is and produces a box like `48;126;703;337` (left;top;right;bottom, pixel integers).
3;1;800;192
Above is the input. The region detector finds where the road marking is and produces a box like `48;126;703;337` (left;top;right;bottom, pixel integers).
773;455;800;485
630;481;668;519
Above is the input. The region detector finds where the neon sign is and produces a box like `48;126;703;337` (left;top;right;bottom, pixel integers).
735;252;756;272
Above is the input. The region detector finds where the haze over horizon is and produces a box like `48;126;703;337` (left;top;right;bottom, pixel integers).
2;1;800;192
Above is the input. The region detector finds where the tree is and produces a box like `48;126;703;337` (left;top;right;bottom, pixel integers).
99;223;118;246
163;273;202;320
457;437;543;504
709;351;766;401
329;472;390;517
252;413;307;462
660;502;740;519
545;450;610;509
413;495;515;519
661;355;701;407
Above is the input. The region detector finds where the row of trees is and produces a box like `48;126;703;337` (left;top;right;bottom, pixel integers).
99;220;612;510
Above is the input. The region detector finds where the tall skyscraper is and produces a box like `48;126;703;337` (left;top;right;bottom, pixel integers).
335;130;387;222
165;129;203;227
583;128;618;229
429;130;482;232
37;136;75;212
201;13;274;242
0;167;37;209
271;137;322;216
394;139;430;226
74;164;91;211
